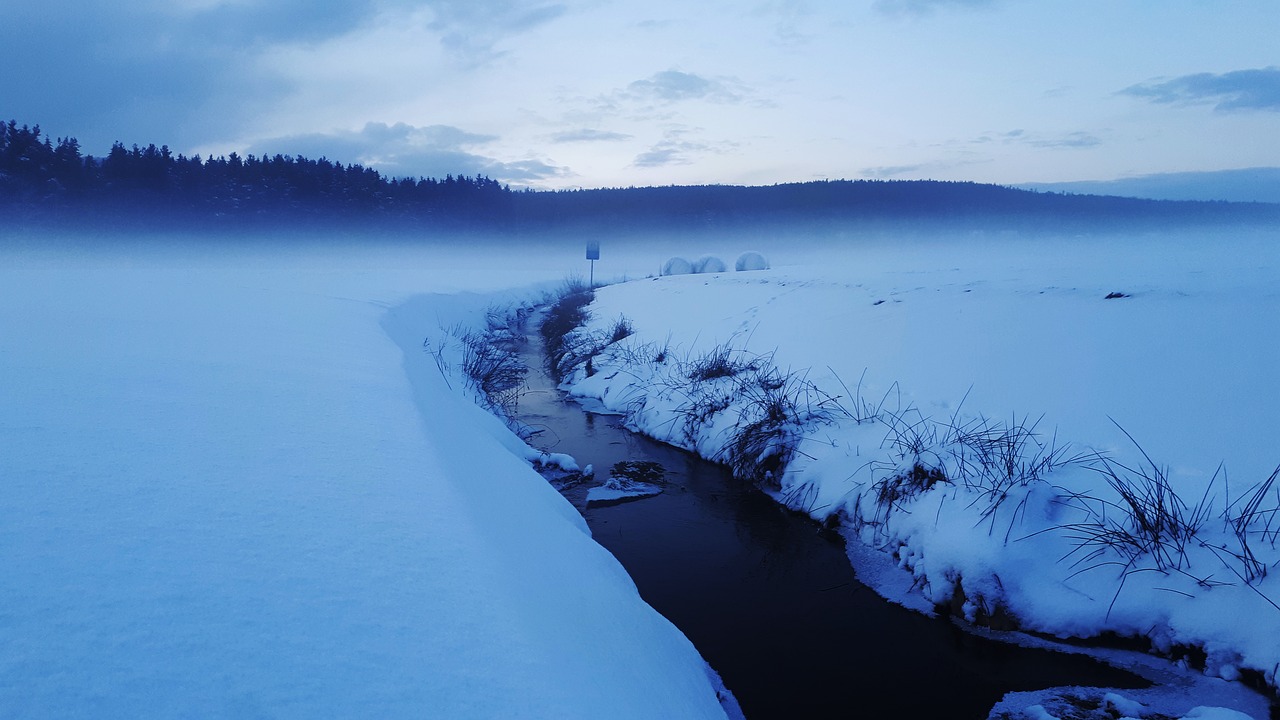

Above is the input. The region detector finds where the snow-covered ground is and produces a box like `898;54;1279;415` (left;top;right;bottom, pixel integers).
556;228;1280;715
0;235;735;718
4;226;1276;719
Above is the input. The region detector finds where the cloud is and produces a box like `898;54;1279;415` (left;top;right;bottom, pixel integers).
250;122;492;158
860;154;995;179
582;70;751;126
485;158;567;184
0;0;575;158
1026;131;1102;149
630;130;737;169
968;129;1023;144
425;0;567;36
751;0;819;45
1122;67;1280;112
425;0;568;66
0;1;407;154
181;0;396;45
873;0;998;16
632;147;688;168
870;126;1100;181
861;164;928;179
247;122;565;184
550;129;633;143
965;129;1101;150
625;71;741;104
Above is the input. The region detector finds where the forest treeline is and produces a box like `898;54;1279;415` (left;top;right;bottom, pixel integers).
3;120;1277;233
0;121;507;227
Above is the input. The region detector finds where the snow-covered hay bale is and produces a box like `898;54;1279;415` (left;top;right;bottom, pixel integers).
661;257;693;276
692;255;727;274
735;251;769;272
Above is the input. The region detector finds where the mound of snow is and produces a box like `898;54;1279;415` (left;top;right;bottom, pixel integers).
586;482;663;506
662;257;694;276
692;255;727;274
734;251;769;271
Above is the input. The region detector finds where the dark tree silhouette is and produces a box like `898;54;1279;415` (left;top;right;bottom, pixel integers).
1;119;1277;234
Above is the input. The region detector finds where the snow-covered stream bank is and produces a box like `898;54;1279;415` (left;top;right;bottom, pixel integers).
510;309;1152;718
549;229;1280;719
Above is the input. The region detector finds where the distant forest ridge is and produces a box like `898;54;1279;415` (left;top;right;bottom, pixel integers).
3;120;1277;233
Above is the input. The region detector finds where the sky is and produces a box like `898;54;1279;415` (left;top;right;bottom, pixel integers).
4;0;1279;190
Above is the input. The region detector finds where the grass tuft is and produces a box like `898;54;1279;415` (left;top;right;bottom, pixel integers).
427;303;531;423
608;315;634;343
539;281;595;380
1040;423;1280;617
687;344;753;382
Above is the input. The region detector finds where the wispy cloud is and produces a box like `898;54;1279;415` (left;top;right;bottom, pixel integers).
873;0;999;17
486;158;567;184
1122;67;1280;112
584;70;751;125
968;129;1023;144
631;129;737;168
425;0;568;67
632;147;688;168
861;164;928;179
182;0;396;46
966;128;1101;150
1027;131;1101;149
751;0;819;45
247;121;566;184
550;129;633;143
625;70;742;104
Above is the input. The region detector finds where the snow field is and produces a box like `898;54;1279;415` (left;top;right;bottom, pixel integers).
0;238;731;719
555;229;1280;708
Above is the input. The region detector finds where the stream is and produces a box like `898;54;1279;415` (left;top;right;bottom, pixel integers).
513;316;1147;718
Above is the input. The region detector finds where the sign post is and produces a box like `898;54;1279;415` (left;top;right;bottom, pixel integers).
586;240;600;287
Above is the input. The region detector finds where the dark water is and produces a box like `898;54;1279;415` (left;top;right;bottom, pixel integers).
515;323;1146;719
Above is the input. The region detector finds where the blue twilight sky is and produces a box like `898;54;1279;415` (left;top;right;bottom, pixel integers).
4;0;1278;190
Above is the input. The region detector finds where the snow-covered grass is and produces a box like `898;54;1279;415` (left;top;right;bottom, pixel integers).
555;228;1280;701
427;304;532;422
0;234;735;718
990;687;1258;720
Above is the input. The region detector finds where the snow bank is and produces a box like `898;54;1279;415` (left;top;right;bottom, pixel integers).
990;687;1262;720
734;251;769;271
586;483;664;505
0;238;729;718
556;230;1280;701
662;256;694;275
692;255;728;274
